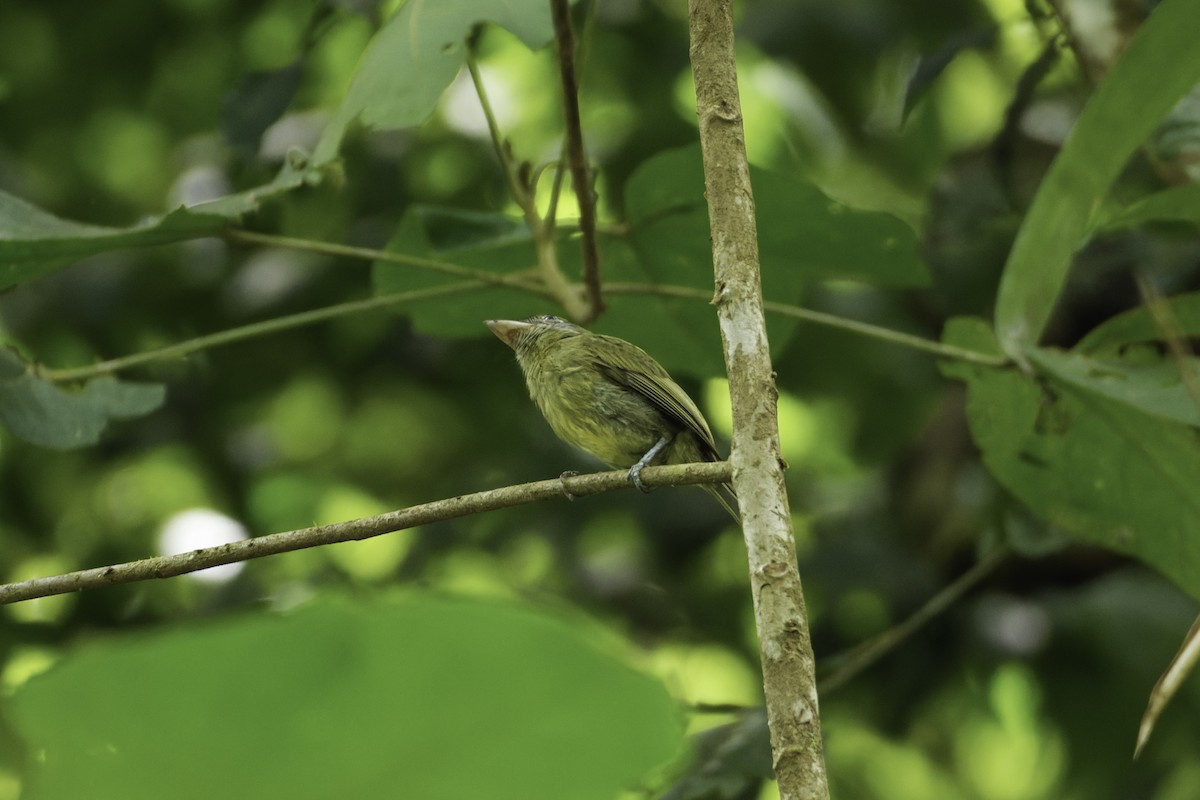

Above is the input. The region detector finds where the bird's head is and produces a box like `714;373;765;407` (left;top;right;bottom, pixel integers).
485;315;586;356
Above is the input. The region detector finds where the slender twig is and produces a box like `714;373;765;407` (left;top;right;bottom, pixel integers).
544;0;599;229
688;0;827;795
466;48;588;320
0;461;732;606
820;547;1010;694
36;274;1009;384
224;229;548;293
604;282;1010;367
465;48;532;212
37;282;486;383
550;0;604;322
1136;613;1200;758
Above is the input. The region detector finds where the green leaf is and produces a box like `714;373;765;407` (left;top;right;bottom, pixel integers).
1096;184;1200;232
994;0;1200;356
624;145;927;364
1076;291;1200;356
10;595;683;800
0;350;165;449
1028;347;1200;428
313;0;559;165
940;318;1200;600
0;159;318;290
626;145;928;291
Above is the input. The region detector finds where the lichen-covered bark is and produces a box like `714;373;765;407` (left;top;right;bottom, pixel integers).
686;1;830;797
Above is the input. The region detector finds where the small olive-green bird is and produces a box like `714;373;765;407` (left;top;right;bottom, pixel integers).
486;315;739;522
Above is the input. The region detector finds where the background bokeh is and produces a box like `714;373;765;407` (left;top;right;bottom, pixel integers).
2;0;1200;798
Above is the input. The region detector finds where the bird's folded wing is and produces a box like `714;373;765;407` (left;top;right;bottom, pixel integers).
596;359;719;458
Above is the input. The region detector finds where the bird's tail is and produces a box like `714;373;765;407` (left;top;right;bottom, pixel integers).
703;482;741;525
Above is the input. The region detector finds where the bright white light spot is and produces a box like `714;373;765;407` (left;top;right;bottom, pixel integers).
158;508;248;584
441;66;517;139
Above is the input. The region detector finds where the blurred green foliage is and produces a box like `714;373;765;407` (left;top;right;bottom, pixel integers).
2;0;1200;798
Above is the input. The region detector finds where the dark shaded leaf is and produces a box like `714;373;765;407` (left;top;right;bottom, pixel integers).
221;62;305;158
661;709;772;800
903;27;998;120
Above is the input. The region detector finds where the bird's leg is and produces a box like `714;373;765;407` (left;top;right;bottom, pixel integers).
558;470;581;500
628;433;674;493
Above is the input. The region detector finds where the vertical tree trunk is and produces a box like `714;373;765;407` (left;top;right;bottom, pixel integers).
686;1;830;797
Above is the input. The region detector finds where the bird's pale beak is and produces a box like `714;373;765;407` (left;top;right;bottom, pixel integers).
485;319;531;350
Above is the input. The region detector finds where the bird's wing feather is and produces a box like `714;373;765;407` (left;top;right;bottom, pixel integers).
591;335;719;456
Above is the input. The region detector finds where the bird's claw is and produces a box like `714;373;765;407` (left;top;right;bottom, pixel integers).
559;470;581;500
627;464;652;493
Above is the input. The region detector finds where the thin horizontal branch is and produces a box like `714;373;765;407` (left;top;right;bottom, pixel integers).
225;229;550;294
605;282;1010;367
39;281;489;383
37;274;1008;384
0;461;732;606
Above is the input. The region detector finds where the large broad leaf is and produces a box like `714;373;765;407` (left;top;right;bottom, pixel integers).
0;158;317;290
313;0;561;164
9;594;682;800
0;348;164;450
624;145;928;365
940;317;1200;600
625;145;928;291
993;0;1200;357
